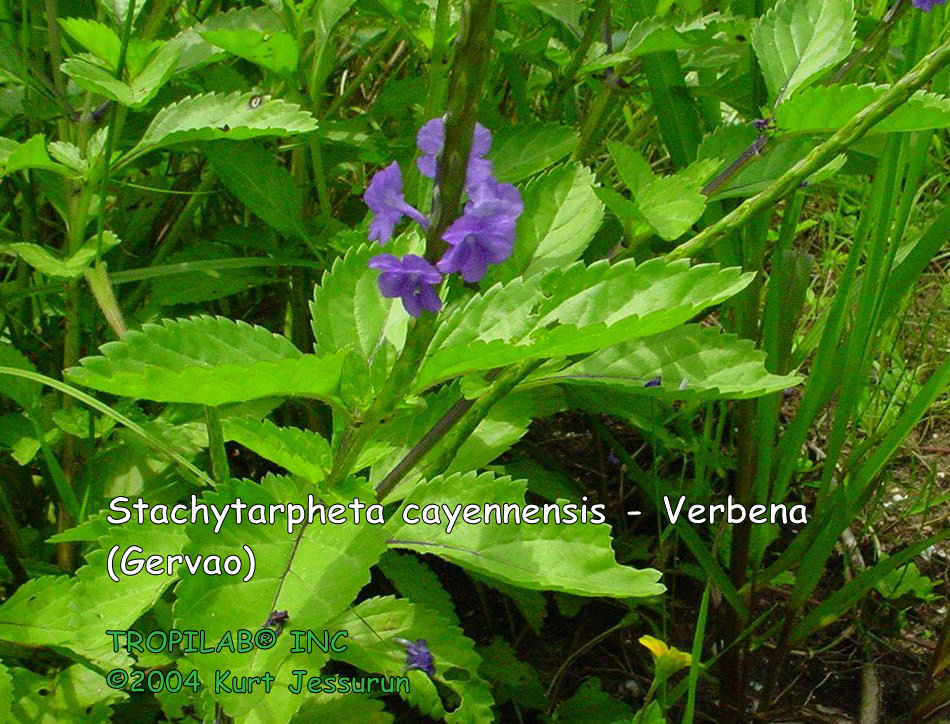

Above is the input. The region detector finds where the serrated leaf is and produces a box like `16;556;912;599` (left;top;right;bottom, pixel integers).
61;40;180;109
221;417;331;482
0;135;66;177
386;471;665;597
378;550;460;625
123;92;317;163
3;231;120;278
635;161;717;240
776;84;950;135
67;316;345;406
751;0;855;104
201;28;297;75
418;259;753;390
486;163;603;284
581;14;751;74
607;140;654;192
9;665;126;722
59;18;122;68
174;7;285;72
174;476;388;719
486;123;578;184
0;522;187;670
311;240;409;359
328;596;495;723
547;324;801;399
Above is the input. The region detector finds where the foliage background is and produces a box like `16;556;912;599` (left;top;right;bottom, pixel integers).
0;0;947;721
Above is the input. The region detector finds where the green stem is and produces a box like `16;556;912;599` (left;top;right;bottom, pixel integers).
422;359;543;479
327;315;438;487
547;0;610;119
669;37;950;260
411;0;453;206
425;0;497;260
204;406;230;485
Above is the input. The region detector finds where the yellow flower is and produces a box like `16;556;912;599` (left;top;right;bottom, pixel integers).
639;635;691;680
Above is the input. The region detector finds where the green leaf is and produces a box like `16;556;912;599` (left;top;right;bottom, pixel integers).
3;231;120;279
546;325;801;399
61;40;180;109
0;664;11;716
486;123;579;184
312;0;358;41
201;28;297;76
776;84;950;135
418;259;753;389
67;316;345;406
122;92;317;164
174;476;388;719
0;135;66;177
292;694;392;723
751;0;855;104
148;243;275;306
0;344;41;411
581;15;751;74
485;163;603;284
386;471;665;597
378;550;460;626
478;638;547;709
634;160;718;240
0;576;73;653
221;417;331;483
205;141;308;241
59;18;122;68
0;523;187;670
518;0;582;36
9;665;126;722
606;144;716;238
311;240;408;359
328;596;494;722
553;677;634;723
607;140;654;193
174;7;285;72
698;126;819;199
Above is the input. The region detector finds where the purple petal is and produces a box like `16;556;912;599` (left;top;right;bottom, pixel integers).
400;254;444;283
364;162;428;244
912;0;945;9
368;254;442;316
368;253;402;272
416;118;445;155
472;122;493;157
416;283;443;313
377;271;412;298
402;290;424;317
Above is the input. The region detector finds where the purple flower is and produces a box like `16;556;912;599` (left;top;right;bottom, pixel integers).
417;117;494;190
912;0;945;10
437;178;523;282
364;162;429;244
396;638;436;677
368;254;442;317
644;376;662;388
